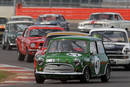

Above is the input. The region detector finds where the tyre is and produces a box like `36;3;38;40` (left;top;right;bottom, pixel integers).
26;49;33;62
80;67;90;83
101;66;111;82
35;73;45;84
2;39;6;50
6;40;12;50
124;64;130;70
65;25;69;31
7;43;11;50
17;49;25;61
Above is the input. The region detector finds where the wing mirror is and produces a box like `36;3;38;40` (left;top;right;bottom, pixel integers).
90;51;94;55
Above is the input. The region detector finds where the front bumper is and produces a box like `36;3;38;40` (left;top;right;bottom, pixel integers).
35;71;83;79
9;43;16;47
35;71;83;76
110;58;130;65
35;71;83;75
28;49;38;55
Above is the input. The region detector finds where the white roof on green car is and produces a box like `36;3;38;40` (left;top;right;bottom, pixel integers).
52;36;101;41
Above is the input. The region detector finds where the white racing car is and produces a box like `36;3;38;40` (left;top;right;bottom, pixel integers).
78;12;130;32
89;28;130;70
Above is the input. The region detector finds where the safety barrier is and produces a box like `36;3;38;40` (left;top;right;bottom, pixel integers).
16;7;130;20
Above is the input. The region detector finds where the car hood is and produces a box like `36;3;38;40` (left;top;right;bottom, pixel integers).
103;42;128;52
28;37;46;42
45;52;83;63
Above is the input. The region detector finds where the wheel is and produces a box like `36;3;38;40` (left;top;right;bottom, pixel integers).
2;39;6;50
101;66;111;82
80;67;90;83
17;49;25;61
124;65;130;70
26;49;33;62
35;73;45;84
7;43;12;50
65;25;69;31
6;40;12;50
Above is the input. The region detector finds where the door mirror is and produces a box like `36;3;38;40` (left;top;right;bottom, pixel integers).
90;51;94;55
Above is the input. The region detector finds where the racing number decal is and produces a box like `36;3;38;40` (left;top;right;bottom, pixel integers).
94;57;101;74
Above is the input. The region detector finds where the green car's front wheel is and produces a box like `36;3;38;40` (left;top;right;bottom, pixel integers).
80;67;90;83
35;73;45;84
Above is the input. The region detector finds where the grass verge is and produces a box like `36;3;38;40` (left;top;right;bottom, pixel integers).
0;70;16;82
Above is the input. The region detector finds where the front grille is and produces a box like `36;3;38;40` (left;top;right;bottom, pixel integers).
84;24;102;28
44;63;74;73
84;24;92;27
93;24;102;28
106;51;128;59
10;39;16;43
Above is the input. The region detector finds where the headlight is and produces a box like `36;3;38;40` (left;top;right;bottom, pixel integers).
30;43;36;48
123;48;130;54
35;54;41;59
74;58;81;66
37;58;44;66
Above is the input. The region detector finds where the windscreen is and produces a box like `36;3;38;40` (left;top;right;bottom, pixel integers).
91;31;128;43
29;29;62;37
9;23;33;33
0;18;7;24
48;39;87;53
89;14;114;20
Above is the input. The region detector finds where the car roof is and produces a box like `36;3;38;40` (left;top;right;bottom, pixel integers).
39;14;62;17
7;21;34;24
46;31;88;37
89;28;127;34
52;36;101;41
10;16;33;19
91;12;120;15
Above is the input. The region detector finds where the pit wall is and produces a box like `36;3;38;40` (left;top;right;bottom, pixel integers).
16;7;130;20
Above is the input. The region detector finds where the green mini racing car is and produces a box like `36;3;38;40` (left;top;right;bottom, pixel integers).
34;36;111;84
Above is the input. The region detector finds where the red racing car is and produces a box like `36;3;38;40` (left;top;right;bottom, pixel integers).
16;25;64;62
